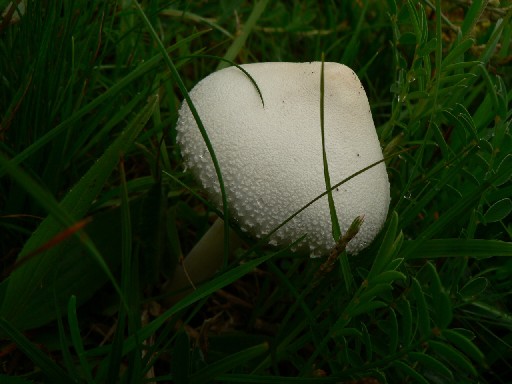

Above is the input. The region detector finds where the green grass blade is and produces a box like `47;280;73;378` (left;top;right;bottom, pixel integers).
0;375;34;384
0;30;207;177
339;251;354;293
428;340;477;375
425;262;452;329
368;211;399;280
442;329;485;366
412;277;430;338
459;277;488;299
320;56;341;241
441;39;475;69
2;2;510;381
392;360;430;384
409;352;454;381
0;96;158;331
170;329;191;384
400;179;492;260
160;8;233;38
460;0;488;40
102;159;133;384
0;318;73;383
214;374;351;383
483;198;512;223
67;296;94;384
176;54;265;106
478;16;508;65
399;146;478;229
133;1;232;269
251;151;405;252
403;238;512;259
341;0;369;65
93;243;296;360
56;290;78;379
216;0;270;70
369;270;406;285
189;342;269;384
397;297;413;346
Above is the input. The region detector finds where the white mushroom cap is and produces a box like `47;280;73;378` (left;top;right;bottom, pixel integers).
176;62;390;256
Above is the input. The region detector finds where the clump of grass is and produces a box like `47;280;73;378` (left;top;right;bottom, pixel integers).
1;1;511;383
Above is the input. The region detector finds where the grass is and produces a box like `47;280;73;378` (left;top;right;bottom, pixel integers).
0;0;511;383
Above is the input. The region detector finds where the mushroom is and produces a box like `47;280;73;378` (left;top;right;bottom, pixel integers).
166;62;390;297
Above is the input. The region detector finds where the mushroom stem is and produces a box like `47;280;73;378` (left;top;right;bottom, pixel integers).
163;218;241;304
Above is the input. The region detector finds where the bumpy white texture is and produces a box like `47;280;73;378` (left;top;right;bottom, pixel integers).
176;62;390;256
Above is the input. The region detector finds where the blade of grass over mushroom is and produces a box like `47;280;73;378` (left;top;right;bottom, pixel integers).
173;61;388;257
243;149;409;256
134;1;232;268
320;55;341;241
176;54;264;107
216;0;270;70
